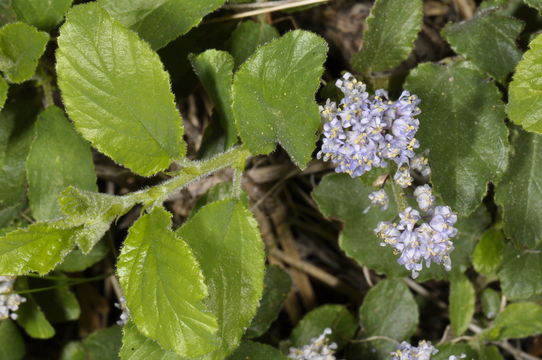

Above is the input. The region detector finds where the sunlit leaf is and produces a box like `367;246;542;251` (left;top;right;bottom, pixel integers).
177;199;265;359
117;207;218;357
56;3;185;176
232;30;327;168
0;22;48;83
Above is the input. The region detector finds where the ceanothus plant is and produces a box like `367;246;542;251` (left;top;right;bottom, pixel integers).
0;0;541;359
318;72;458;279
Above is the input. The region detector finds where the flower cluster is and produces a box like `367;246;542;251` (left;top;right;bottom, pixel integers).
375;184;457;278
391;341;466;360
317;72;459;277
317;73;421;178
0;276;26;320
288;328;338;360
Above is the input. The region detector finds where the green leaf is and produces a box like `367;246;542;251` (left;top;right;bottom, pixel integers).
56;3;185;176
12;0;72;30
0;320;25;360
117;207;218;357
227;341;288;360
58;186;136;254
449;274;475;336
0;221;77;275
0;0;17;27
442;13;523;81
26;106;96;221
434;343;478;360
417;206;491;282
27;274;80;323
120;322;183;360
478;346;503;360
0;100;38;209
478;0;514;12
290;305;357;350
57;187;135;253
15;283;55;339
351;0;422;74
483;302;542;340
177;199;266;360
507;33;542;133
191;50;237;149
81;326;122;360
497;244;542;300
359;279;418;359
495;128;542;248
0;22;48;83
232;30;327;168
246;265;291;339
524;0;542;12
312;173;408;277
0;76;7;109
61;326;123;360
481;288;501;320
405;61;509;216
56;239;109;272
159;22;236;98
229;20;279;68
473;228;505;276
98;0;225;50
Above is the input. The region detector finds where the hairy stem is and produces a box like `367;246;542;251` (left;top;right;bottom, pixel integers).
129;145;252;206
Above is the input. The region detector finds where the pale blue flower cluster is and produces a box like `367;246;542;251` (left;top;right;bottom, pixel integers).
391;341;466;360
375;184;457;278
318;72;458;277
317;73;421;179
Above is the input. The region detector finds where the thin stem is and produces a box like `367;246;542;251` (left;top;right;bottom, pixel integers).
223;0;306;10
390;180;408;211
232;168;243;199
11;273;112;295
36;65;54;108
351;336;400;345
206;0;329;24
496;341;540;360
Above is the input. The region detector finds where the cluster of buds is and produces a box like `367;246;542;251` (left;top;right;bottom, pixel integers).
114;295;130;326
288;328;338;360
0;276;25;320
391;341;466;360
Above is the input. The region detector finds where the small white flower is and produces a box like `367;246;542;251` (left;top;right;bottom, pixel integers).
364;189;389;213
394;166;413;188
